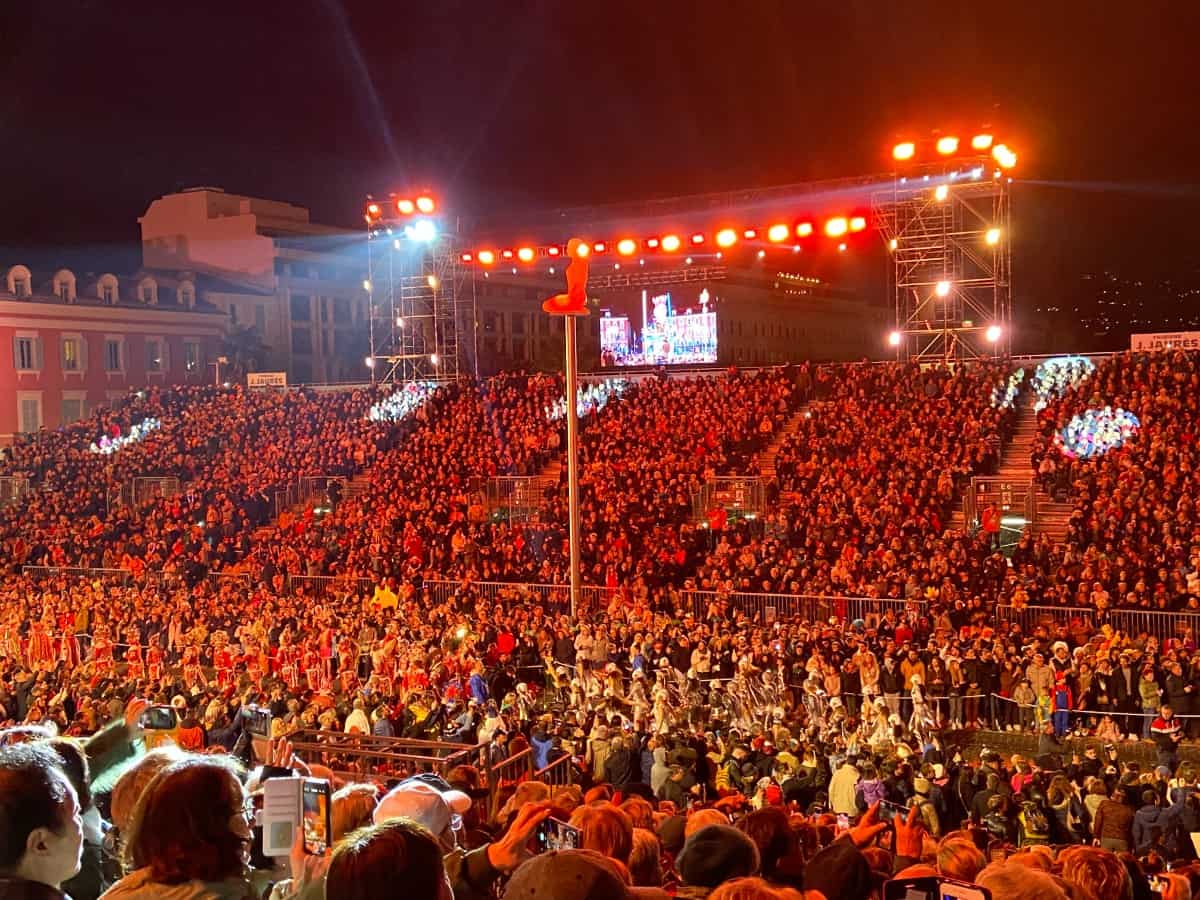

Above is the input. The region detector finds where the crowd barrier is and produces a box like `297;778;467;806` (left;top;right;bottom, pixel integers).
18;565;1199;647
535;753;575;788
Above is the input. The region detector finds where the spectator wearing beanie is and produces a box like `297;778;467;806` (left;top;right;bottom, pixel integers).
675;825;760;899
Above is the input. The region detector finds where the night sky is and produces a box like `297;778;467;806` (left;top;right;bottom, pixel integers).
3;1;1198;344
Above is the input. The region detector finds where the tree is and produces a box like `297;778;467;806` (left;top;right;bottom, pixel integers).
221;326;270;378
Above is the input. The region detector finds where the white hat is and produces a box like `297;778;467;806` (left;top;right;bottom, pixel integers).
373;776;471;846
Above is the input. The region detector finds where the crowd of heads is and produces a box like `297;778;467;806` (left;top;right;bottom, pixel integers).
0;351;1199;898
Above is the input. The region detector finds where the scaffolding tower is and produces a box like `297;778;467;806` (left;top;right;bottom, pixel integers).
365;226;475;384
872;162;1012;362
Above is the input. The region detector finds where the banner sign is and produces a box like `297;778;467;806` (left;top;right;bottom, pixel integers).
247;371;288;388
1131;331;1200;352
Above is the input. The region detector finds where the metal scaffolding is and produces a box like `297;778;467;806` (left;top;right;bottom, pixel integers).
872;163;1012;362
365;227;475;384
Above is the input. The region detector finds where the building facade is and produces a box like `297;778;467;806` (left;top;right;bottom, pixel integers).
0;264;225;441
138;188;370;384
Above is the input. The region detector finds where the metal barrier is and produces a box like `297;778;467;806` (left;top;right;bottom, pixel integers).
0;476;30;506
679;590;910;624
286;728;482;783
287;574;375;599
271;475;348;519
21;565;132;585
534;753;575;788
107;476;181;513
488;747;534;818
486;476;555;523
422;578;613;616
692;475;766;524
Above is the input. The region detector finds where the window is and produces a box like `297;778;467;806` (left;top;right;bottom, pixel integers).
512;314;526;335
13;278;29;298
320;298;329;323
102;284;115;304
290;295;311;321
19;395;42;434
58;282;71;301
180;288;193;307
185;341;201;373
105;339;123;372
483;312;498;335
255;305;268;337
14;336;37;371
292;327;313;354
145;338;163;372
61;336;82;372
332;298;351;324
61;397;83;425
141;286;154;303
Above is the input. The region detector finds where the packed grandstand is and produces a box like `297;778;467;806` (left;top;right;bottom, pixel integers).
2;349;1199;900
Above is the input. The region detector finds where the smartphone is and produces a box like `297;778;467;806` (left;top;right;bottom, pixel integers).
139;705;177;731
242;704;272;739
535;817;581;853
836;813;851;831
302;778;332;856
884;876;991;900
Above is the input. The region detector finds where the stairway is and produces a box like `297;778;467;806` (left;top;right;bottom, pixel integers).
754;402;812;481
946;394;1073;542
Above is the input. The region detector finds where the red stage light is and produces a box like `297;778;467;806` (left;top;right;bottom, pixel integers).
571;239;590;259
616;238;637;256
715;228;738;248
893;142;916;161
690;233;705;245
825;217;849;238
415;195;435;214
366;202;381;218
517;247;535;263
971;134;993;151
661;234;682;252
743;228;758;240
645;238;660;249
936;136;959;155
795;222;813;238
501;249;514;260
849;216;867;232
396;199;415;215
592;241;607;253
547;246;561;257
767;224;789;243
477;250;496;266
461;252;474;263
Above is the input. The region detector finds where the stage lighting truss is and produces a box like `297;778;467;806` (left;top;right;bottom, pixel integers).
872;169;1012;363
364;223;472;386
456;214;868;267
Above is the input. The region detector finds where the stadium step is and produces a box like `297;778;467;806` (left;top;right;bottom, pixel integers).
755;402;812;479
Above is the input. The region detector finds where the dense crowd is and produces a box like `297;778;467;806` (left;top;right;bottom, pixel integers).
1;351;1199;899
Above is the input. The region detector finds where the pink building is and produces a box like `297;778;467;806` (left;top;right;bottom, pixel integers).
0;263;225;442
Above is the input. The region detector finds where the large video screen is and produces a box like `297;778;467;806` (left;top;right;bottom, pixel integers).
598;285;718;366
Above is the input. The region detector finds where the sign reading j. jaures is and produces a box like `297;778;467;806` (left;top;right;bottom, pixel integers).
1130;331;1200;352
246;371;288;387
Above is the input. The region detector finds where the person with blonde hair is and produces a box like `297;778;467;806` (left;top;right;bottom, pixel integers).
707;877;806;900
1058;845;1133;900
935;835;986;884
977;860;1068;900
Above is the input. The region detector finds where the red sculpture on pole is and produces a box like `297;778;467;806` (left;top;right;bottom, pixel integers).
542;238;591;316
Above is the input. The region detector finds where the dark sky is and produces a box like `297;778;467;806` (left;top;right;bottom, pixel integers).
3;1;1199;317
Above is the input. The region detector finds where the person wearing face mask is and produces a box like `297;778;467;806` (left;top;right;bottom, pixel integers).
0;743;85;900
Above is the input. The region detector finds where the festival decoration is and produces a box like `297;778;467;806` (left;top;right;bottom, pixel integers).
88;417;161;455
1056;406;1140;459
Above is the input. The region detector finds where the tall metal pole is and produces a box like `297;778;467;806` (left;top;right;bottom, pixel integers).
564;316;582;621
